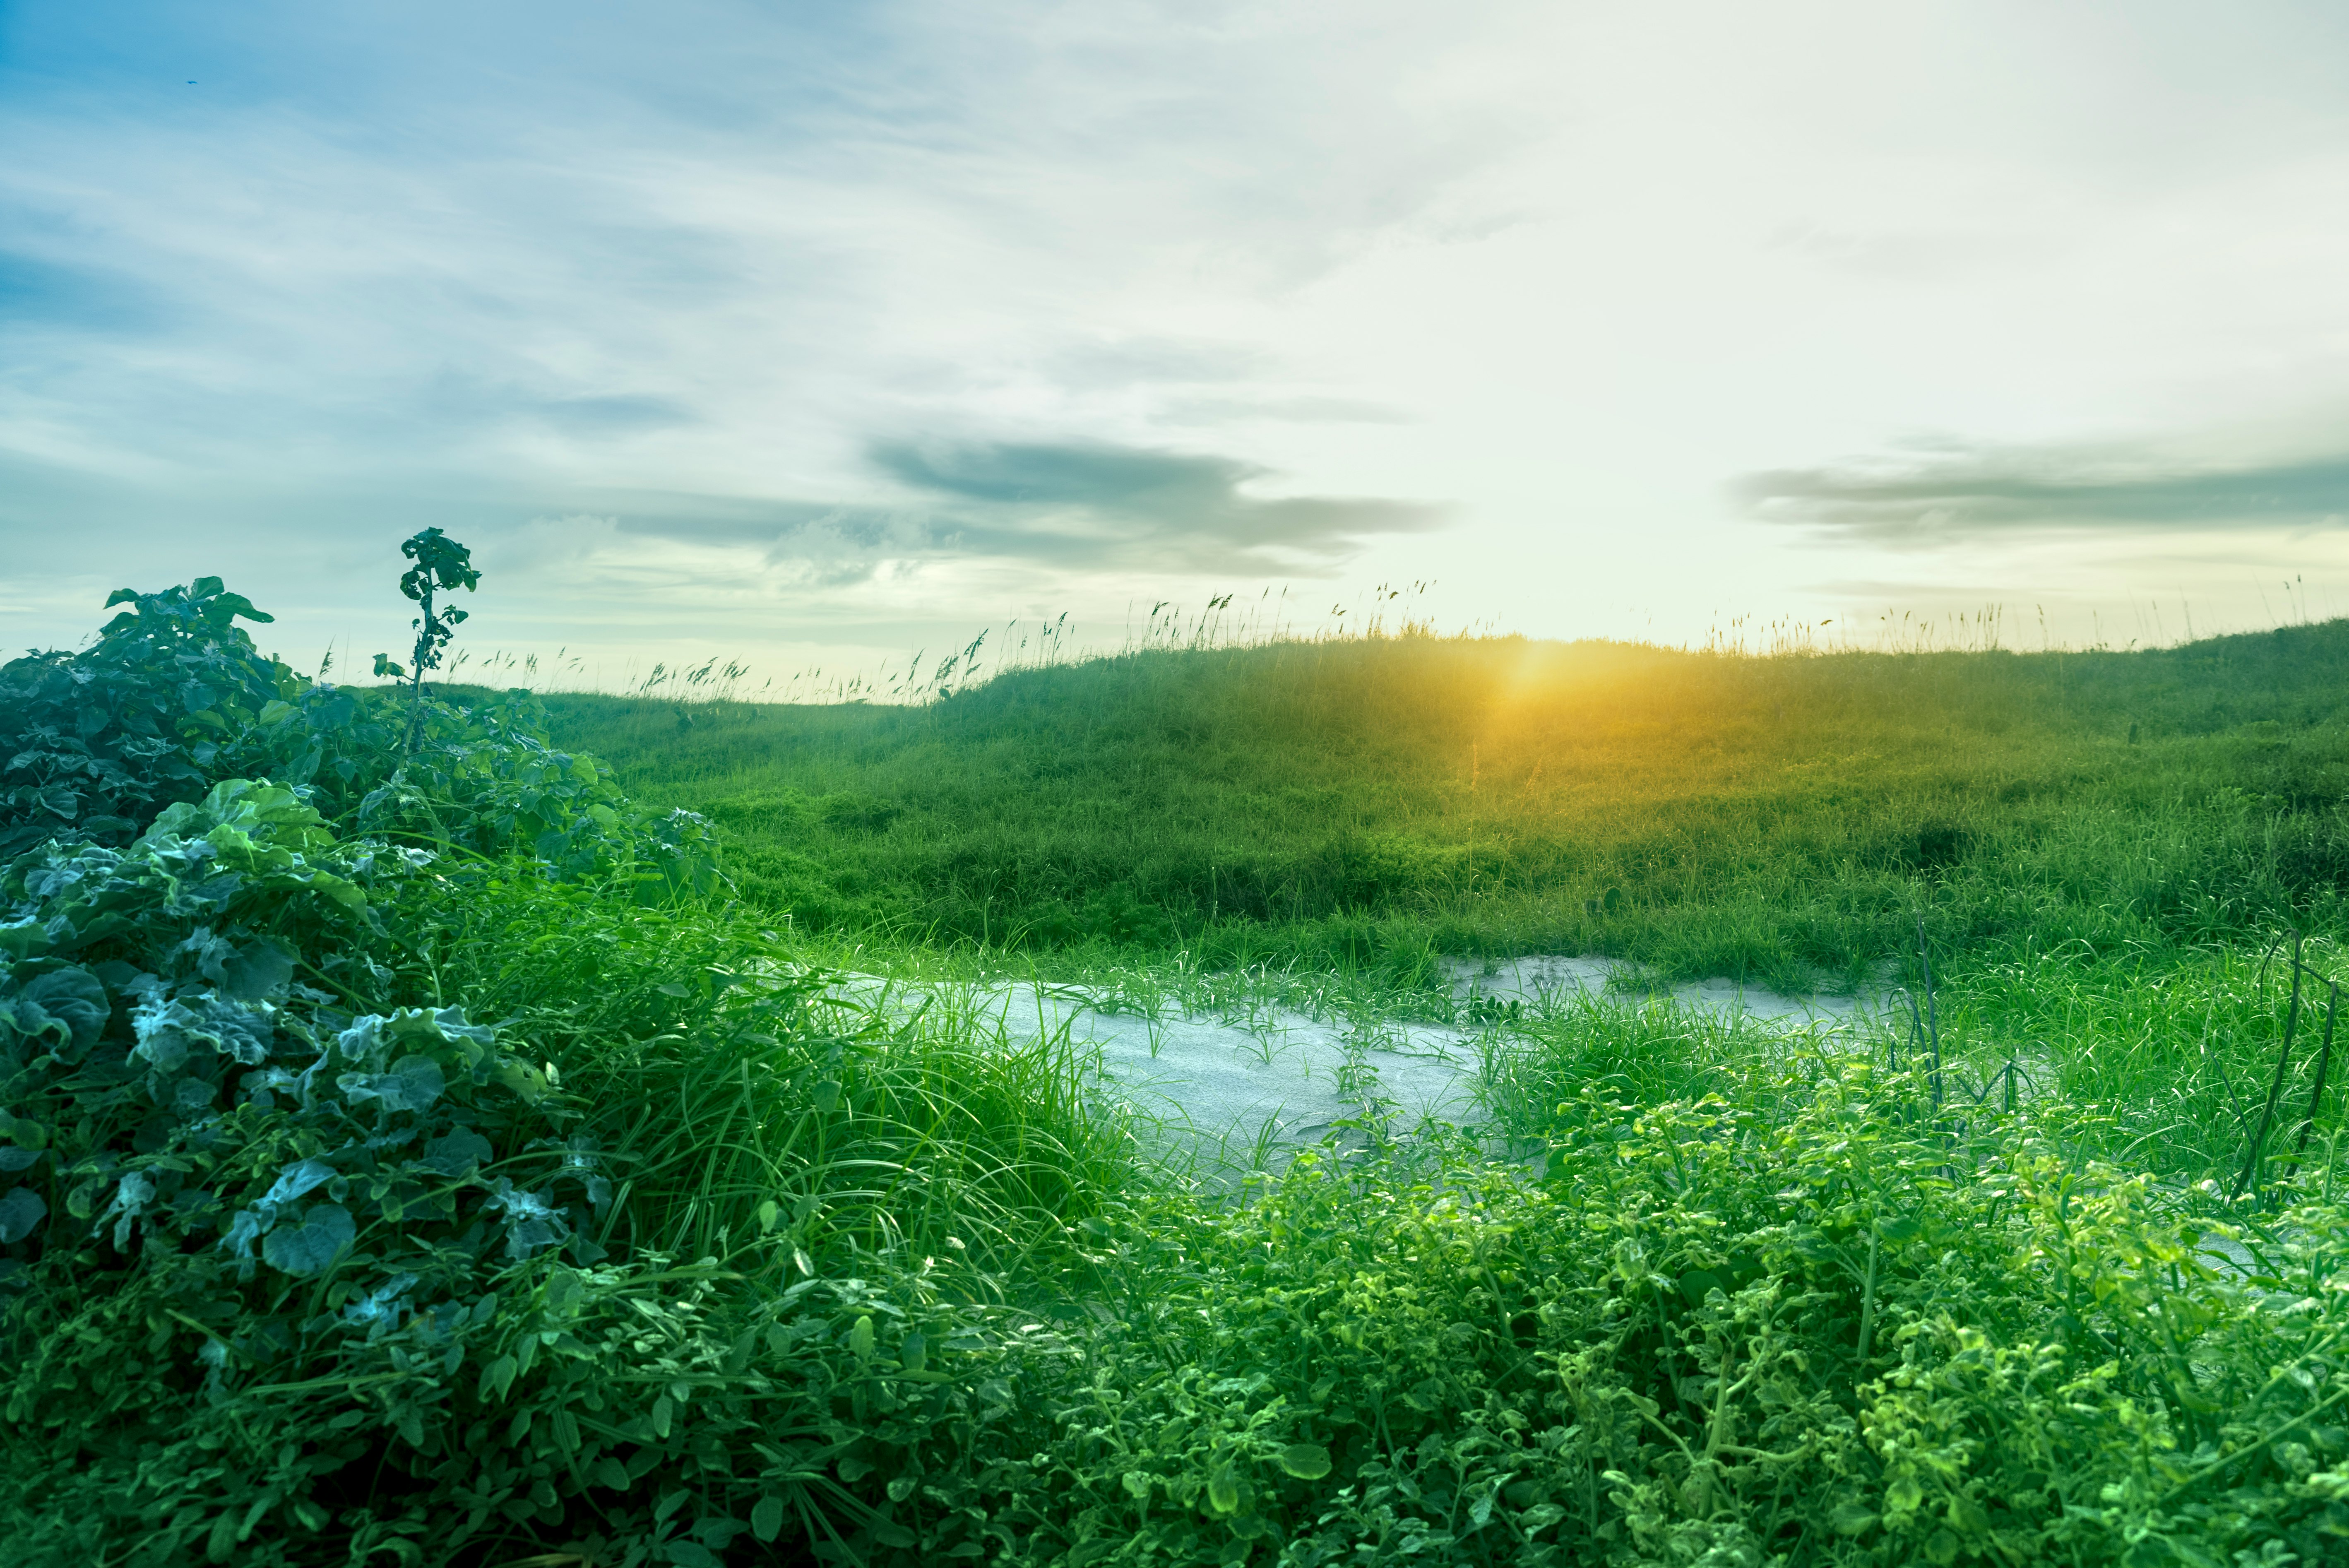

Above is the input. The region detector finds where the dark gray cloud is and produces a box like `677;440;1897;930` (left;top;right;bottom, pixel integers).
595;438;1445;580
1739;442;2349;546
873;440;1240;508
868;438;1445;568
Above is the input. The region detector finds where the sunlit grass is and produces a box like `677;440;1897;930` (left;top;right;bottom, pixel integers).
533;621;2349;988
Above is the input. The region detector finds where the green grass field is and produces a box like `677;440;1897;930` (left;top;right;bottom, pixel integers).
543;621;2349;980
15;584;2349;1566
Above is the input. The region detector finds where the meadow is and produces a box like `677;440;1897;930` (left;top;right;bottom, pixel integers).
543;624;2349;982
8;555;2349;1566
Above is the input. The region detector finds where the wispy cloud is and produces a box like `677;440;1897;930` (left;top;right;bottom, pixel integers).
874;438;1444;568
17;0;2349;666
1739;440;2349;546
0;0;1491;657
598;438;1445;582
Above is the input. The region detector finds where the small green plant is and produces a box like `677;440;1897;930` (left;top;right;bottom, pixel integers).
372;527;482;754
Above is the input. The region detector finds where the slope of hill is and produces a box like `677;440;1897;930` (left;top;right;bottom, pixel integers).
540;622;2349;986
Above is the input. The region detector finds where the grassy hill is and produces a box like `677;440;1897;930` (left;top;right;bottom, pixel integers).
20;576;2349;1566
541;621;2349;986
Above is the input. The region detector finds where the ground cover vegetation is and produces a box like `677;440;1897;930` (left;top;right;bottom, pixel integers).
7;553;2349;1566
536;622;2349;991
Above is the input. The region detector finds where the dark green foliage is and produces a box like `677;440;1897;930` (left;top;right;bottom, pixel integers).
0;574;717;895
0;577;290;854
0;818;1118;1566
0;781;586;1554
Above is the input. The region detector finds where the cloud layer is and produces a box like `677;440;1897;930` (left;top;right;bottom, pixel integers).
1740;442;2349;546
13;1;2349;665
867;440;1443;569
575;439;1443;587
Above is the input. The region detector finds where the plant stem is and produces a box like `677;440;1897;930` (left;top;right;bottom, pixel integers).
1856;1223;1881;1368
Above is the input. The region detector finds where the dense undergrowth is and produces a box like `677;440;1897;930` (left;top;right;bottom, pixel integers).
9;574;2349;1565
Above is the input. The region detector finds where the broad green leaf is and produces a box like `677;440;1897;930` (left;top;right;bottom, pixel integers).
19;968;109;1049
219;940;294;1003
479;1354;519;1404
546;1267;583;1313
1276;1443;1332;1481
423;1128;494;1177
0;919;51;960
260;1203;353;1277
750;1495;785;1543
337;1055;445;1114
1822;1504;1879;1542
1207;1466;1241;1514
0;1186;47;1243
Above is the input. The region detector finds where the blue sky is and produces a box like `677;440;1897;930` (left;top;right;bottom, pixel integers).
8;1;2349;681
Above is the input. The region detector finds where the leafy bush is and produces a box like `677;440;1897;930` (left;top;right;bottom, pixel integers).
0;784;1112;1566
0;578;293;854
0;574;716;893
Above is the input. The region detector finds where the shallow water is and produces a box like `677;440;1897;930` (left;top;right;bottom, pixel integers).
1443;954;1874;1029
833;956;1883;1177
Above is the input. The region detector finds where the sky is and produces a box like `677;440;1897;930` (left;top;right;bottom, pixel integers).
6;0;2349;688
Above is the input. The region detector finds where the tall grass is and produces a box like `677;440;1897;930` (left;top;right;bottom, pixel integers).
414;875;1148;1282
